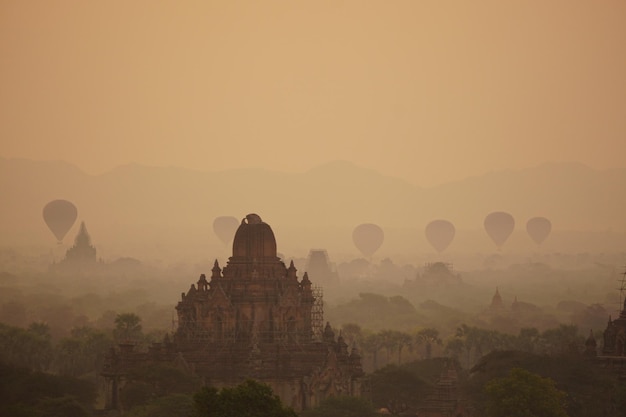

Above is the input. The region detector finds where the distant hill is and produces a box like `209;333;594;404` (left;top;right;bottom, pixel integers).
1;157;625;259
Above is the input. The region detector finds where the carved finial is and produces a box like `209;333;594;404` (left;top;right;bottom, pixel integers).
197;274;208;291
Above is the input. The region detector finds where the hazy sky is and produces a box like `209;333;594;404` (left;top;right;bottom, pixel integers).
2;1;625;186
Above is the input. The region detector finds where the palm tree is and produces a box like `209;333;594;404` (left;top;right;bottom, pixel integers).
57;338;82;376
444;337;465;362
455;324;480;368
26;322;53;371
114;313;143;342
415;328;442;359
517;327;540;353
540;324;582;355
395;331;413;364
378;330;398;365
362;332;384;370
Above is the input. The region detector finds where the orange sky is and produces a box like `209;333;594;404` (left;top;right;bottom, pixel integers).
1;1;625;186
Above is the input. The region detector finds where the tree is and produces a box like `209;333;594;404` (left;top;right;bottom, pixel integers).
121;364;201;410
394;331;413;364
57;338;82;376
341;323;363;346
125;393;194;417
0;322;53;372
454;324;492;367
56;326;112;377
362;332;384;370
379;330;400;364
0;360;96;417
444;337;465;361
539;324;583;356
517;327;540;353
415;328;442;359
114;313;143;342
300;396;378;417
193;379;297;417
369;364;430;414
36;396;91;417
485;367;569;417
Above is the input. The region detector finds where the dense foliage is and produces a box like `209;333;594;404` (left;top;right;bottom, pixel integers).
0;360;96;417
468;350;626;417
369;358;464;414
299;396;378;417
484;367;569;417
193;379;297;417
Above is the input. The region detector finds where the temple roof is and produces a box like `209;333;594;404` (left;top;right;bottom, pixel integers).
74;221;92;247
231;214;277;259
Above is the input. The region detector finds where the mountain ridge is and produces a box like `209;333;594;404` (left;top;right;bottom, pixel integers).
1;157;625;256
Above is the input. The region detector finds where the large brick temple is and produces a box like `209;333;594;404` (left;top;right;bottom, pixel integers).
102;213;364;411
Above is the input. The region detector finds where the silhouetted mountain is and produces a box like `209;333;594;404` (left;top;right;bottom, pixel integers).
1;157;625;257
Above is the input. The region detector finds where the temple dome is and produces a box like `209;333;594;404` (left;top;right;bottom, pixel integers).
232;214;277;259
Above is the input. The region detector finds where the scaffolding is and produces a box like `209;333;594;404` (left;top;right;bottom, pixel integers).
617;266;626;316
311;286;324;340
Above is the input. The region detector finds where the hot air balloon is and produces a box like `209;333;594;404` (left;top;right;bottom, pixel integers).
42;199;78;243
526;217;551;245
425;219;456;253
213;216;239;244
352;223;384;258
484;211;515;249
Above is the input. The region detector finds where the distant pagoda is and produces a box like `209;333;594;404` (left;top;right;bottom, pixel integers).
51;221;98;271
305;249;340;287
602;268;626;357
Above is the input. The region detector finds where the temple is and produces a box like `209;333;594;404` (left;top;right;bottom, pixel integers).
102;214;364;411
50;221;99;273
489;287;504;313
63;221;97;263
416;363;470;417
304;249;339;287
602;299;626;357
404;262;462;287
602;269;626;359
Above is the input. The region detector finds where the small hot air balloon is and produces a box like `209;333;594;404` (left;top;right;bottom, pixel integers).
213;216;239;244
425;219;456;253
526;217;551;245
42;199;78;243
484;211;515;250
352;223;384;258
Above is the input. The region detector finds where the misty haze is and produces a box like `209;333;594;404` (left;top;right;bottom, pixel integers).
1;2;626;417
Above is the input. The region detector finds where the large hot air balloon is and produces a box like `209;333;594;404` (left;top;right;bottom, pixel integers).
213;216;239;244
484;211;515;249
42;199;78;242
352;223;384;258
526;217;551;245
425;219;456;253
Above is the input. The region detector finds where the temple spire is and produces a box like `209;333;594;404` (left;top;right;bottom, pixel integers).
287;260;297;280
74;221;92;247
211;259;221;280
490;286;504;311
